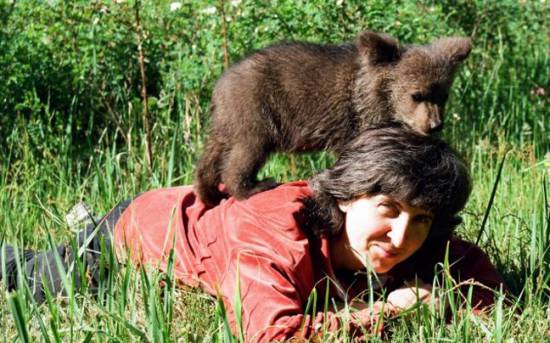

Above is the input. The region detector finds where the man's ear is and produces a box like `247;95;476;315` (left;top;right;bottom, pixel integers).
431;37;472;64
356;30;401;65
338;201;350;213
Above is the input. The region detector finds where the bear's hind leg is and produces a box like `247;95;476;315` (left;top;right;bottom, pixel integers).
221;138;278;200
195;135;227;206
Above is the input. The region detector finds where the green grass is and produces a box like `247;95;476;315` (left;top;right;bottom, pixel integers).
0;0;549;341
3;139;547;342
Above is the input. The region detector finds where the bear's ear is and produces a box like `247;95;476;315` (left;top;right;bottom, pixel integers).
356;31;401;65
432;37;472;64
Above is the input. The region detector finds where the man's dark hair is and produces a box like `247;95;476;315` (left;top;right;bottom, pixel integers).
302;122;471;240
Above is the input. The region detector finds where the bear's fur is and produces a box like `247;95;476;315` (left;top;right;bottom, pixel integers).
195;31;471;206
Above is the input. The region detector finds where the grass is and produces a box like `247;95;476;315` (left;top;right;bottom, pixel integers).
0;115;547;342
0;0;549;341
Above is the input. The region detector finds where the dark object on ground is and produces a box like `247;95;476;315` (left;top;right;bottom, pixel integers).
0;199;130;303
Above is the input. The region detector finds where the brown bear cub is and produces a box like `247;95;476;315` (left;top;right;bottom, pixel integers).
195;30;471;206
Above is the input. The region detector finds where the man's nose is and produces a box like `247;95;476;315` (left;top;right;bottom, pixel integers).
389;215;410;248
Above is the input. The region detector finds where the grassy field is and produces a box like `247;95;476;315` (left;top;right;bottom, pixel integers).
0;0;548;341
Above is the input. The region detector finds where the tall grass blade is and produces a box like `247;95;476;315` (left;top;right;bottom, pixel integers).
232;256;244;343
7;293;30;343
476;150;509;245
214;291;235;343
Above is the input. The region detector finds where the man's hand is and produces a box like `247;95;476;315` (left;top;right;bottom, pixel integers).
349;300;396;335
387;280;434;311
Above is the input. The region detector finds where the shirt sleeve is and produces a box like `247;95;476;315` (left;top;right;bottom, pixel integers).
444;238;508;311
218;249;366;342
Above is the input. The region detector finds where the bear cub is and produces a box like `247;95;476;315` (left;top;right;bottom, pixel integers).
195;30;471;206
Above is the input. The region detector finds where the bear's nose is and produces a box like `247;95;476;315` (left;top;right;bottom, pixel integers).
429;121;443;133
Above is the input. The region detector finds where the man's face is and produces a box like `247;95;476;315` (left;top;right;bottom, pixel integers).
337;194;433;273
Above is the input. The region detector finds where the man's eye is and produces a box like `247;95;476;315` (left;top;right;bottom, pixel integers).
415;215;433;226
379;203;399;216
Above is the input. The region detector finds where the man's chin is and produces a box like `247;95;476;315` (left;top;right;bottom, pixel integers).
373;266;391;274
369;260;396;274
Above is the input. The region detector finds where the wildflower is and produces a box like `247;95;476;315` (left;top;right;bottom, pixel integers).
530;87;546;97
170;2;182;11
201;6;217;14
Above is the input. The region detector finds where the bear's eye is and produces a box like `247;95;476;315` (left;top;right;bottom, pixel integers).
411;92;423;102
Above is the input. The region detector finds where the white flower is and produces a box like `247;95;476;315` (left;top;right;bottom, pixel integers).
231;0;241;6
170;2;182;11
201;6;217;14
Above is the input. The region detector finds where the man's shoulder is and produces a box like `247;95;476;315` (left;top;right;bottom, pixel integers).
213;181;314;261
225;181;313;233
447;236;488;258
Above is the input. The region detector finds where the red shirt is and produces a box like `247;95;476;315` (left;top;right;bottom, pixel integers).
113;181;506;342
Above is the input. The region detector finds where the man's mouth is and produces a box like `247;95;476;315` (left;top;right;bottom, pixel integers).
374;245;399;258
